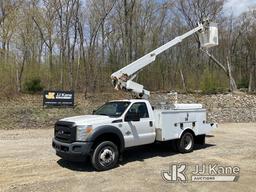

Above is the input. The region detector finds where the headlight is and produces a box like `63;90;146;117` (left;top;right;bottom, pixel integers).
76;125;93;141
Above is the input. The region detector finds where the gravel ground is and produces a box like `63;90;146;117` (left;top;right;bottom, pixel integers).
0;123;256;192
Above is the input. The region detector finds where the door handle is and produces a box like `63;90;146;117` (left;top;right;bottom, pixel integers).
125;131;131;135
149;121;153;127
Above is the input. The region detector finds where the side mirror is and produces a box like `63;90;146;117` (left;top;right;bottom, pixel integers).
125;112;140;122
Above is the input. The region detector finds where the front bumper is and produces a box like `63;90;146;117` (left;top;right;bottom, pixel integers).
52;138;93;161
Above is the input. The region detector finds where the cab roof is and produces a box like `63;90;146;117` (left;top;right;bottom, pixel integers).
109;99;148;103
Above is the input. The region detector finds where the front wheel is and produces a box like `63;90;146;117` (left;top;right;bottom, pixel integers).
177;132;194;153
91;141;119;171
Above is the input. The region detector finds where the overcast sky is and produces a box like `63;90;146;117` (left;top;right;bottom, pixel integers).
223;0;256;16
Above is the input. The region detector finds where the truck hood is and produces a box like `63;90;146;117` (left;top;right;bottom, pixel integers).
60;115;114;125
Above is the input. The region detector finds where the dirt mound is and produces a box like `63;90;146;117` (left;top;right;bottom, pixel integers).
1;92;256;130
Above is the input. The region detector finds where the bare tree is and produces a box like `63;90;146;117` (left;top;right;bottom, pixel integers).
176;0;239;91
32;0;58;88
1;0;256;95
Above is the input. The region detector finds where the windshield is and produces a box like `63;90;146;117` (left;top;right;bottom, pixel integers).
94;101;130;117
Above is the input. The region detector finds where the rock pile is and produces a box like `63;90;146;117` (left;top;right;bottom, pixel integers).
150;92;256;123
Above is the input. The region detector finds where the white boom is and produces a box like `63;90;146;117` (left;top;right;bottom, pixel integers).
111;20;218;98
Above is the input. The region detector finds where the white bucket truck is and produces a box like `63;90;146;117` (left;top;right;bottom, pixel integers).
52;20;218;171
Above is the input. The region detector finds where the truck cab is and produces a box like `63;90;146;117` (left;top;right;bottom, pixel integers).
99;100;156;147
52;100;155;170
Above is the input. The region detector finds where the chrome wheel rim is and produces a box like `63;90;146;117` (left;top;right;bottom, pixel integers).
99;147;115;167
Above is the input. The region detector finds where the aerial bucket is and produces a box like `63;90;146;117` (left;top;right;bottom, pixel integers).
200;22;218;48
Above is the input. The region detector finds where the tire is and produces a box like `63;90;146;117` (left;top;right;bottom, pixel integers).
91;141;119;171
177;132;194;153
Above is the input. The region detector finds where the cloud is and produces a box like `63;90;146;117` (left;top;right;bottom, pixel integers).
223;0;256;16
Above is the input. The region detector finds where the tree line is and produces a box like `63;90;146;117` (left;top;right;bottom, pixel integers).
0;0;256;96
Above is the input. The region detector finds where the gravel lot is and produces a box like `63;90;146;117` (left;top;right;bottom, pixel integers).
0;123;255;192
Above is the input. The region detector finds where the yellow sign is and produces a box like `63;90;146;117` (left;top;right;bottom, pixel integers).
45;92;55;99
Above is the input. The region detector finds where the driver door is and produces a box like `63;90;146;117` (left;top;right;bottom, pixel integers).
122;102;155;147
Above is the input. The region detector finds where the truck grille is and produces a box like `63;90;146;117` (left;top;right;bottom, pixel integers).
54;121;76;143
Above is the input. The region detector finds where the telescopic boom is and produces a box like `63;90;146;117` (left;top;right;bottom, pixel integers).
111;20;218;98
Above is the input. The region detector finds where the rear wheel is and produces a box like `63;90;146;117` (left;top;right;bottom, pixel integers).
177;132;194;153
91;141;119;171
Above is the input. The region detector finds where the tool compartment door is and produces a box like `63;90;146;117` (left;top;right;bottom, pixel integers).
154;109;207;141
